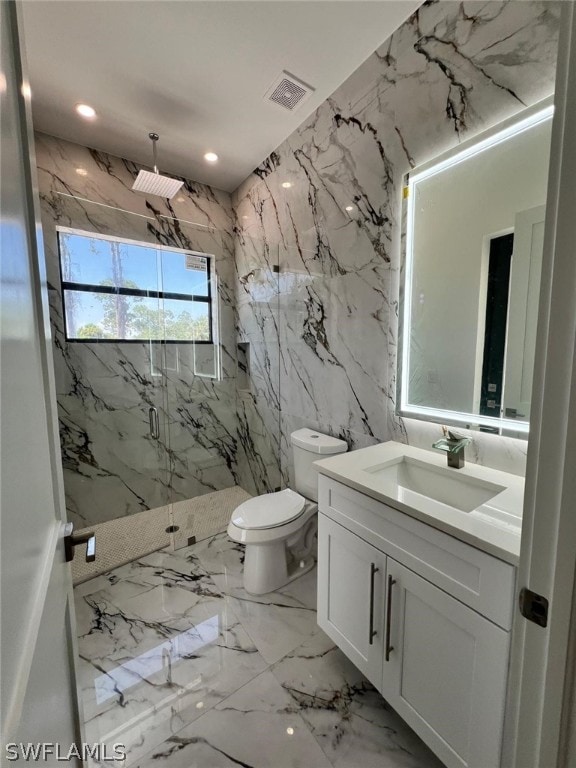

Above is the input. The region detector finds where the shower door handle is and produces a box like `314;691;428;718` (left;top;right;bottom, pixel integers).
149;406;160;439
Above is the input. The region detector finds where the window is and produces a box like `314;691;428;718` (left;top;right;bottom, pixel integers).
57;230;213;343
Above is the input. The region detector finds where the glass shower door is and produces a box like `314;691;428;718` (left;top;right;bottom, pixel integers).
54;202;284;560
55;223;174;560
156;223;241;549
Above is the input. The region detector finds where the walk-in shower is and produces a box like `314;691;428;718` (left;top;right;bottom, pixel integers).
36;133;282;580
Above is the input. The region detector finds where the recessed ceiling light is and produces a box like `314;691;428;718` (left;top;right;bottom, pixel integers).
75;167;88;176
281;182;292;189
204;152;218;163
345;205;355;212
76;103;96;119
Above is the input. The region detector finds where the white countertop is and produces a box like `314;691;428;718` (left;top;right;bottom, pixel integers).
315;441;524;565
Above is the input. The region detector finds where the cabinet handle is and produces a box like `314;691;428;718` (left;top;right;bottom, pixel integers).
369;562;379;645
385;574;396;661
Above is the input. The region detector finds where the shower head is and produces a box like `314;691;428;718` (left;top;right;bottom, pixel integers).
132;132;184;199
132;169;184;198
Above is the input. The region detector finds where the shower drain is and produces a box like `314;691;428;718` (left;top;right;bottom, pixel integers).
165;525;179;533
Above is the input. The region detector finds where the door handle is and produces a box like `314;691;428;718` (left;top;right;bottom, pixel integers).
369;562;379;645
64;522;96;563
149;406;160;439
385;574;396;661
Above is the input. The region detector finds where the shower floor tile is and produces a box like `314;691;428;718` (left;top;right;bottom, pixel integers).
75;533;443;768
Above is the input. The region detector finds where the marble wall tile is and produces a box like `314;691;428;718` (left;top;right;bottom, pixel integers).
37;1;559;525
232;0;560;483
280;411;379;492
36;133;245;527
233;227;282;495
235;394;281;496
399;416;528;476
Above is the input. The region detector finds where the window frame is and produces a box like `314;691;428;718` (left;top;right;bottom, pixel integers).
56;228;214;345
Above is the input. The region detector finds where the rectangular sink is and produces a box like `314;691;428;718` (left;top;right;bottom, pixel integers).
363;456;505;513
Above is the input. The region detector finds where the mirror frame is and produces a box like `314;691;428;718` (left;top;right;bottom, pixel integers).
398;97;554;437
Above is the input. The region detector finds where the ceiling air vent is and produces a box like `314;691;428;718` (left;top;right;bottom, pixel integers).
265;71;314;112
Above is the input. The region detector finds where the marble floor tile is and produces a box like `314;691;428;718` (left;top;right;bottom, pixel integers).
187;531;246;583
105;548;221;593
271;631;444;768
74;573;113;599
75;532;443;768
135;670;332;768
190;532;317;611
191;533;320;664
223;569;320;665
76;560;267;765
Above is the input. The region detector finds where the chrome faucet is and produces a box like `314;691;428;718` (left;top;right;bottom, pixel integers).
432;427;471;469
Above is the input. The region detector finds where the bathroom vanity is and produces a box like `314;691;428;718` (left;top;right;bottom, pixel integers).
315;441;524;768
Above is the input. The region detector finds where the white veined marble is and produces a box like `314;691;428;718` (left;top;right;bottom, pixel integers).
38;2;558;531
36;134;278;528
75;534;441;768
233;0;559;486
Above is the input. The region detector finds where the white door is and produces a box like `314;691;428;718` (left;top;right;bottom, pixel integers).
1;1;82;760
317;515;386;685
508;4;576;765
503;205;546;421
384;559;510;768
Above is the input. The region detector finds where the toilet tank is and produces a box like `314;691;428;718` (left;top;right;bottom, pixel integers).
291;428;348;502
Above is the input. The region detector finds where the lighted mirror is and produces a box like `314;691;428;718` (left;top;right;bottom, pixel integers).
400;100;553;436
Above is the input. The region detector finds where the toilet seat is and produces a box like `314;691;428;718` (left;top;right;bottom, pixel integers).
231;489;306;530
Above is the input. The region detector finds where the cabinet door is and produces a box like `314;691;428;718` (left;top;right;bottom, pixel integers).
317;514;386;686
384;559;510;768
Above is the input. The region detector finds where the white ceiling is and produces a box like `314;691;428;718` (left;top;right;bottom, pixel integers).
21;1;421;193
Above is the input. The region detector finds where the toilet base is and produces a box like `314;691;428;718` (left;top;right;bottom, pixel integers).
244;543;315;595
228;500;318;595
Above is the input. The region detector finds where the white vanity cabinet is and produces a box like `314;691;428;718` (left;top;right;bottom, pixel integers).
317;515;386;685
384;558;510;768
317;476;516;768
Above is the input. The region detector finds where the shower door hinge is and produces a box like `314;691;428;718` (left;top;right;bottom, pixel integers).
519;587;549;627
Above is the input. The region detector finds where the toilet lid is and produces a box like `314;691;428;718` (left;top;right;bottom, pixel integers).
231;489;306;530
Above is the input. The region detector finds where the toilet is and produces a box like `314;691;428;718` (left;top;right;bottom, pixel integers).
228;428;348;595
